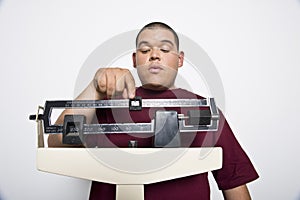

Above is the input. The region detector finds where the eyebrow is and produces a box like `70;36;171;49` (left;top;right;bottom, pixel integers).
137;40;175;48
160;40;174;47
137;41;150;48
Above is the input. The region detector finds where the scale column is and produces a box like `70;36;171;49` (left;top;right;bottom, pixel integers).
116;185;144;200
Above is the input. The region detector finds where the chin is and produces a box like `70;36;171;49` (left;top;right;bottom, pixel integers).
141;83;170;91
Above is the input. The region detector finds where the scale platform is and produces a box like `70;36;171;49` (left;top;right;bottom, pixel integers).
37;147;222;200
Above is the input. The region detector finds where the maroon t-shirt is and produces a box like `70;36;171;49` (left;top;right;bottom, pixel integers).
88;87;259;200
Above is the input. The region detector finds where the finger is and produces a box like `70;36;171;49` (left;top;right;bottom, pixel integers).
96;70;107;93
125;72;136;99
122;88;128;99
106;72;116;98
116;73;125;94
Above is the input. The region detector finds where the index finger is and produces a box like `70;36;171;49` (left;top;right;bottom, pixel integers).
125;72;136;99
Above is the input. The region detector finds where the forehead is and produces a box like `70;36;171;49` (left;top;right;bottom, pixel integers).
137;28;176;46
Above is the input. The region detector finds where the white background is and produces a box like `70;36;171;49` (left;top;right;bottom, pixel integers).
1;0;300;199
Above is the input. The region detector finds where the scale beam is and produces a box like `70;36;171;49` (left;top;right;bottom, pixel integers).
29;97;219;146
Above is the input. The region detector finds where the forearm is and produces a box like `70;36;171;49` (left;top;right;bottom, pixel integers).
47;133;83;147
48;81;100;147
222;185;251;200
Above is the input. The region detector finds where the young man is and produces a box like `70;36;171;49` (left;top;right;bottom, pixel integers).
48;22;259;200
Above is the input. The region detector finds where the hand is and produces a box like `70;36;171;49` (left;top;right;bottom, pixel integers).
93;67;136;99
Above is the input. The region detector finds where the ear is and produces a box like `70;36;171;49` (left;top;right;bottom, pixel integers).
178;51;184;68
132;52;137;68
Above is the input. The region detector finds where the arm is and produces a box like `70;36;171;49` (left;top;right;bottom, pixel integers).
222;184;251;200
48;67;136;147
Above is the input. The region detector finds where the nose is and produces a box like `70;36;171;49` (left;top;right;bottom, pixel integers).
149;48;161;61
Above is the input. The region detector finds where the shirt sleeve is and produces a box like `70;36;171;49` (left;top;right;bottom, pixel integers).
212;111;259;190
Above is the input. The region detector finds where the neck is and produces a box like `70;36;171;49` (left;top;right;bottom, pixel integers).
141;83;176;91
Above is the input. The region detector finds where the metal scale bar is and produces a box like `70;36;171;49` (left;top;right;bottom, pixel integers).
29;97;219;137
47;98;208;109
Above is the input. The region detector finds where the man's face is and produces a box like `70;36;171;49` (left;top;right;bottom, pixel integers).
133;27;184;90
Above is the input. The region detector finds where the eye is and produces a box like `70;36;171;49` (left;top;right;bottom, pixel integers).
139;48;150;54
160;45;171;53
160;48;170;53
141;49;150;54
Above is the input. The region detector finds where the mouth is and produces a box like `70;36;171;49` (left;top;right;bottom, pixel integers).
148;64;163;74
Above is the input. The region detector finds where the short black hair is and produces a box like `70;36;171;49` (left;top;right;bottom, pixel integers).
136;22;179;51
